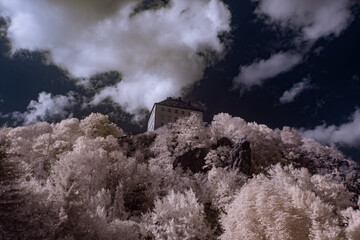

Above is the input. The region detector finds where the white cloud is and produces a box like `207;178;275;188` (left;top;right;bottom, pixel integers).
8;92;76;125
279;77;312;104
233;52;302;89
0;0;231;114
253;0;354;40
299;109;360;147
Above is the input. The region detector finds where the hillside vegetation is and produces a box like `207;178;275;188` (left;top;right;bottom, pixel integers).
1;113;360;239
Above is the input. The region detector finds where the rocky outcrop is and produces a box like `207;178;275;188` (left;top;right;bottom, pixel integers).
173;138;252;175
173;148;209;173
214;137;233;148
228;140;252;175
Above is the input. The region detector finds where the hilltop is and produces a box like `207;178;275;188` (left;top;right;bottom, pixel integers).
1;113;360;239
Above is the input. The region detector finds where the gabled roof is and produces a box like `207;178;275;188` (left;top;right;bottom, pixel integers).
155;97;204;112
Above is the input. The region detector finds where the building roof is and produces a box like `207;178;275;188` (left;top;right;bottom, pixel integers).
155;97;204;112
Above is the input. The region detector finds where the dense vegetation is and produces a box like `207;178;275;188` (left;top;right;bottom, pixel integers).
1;113;360;239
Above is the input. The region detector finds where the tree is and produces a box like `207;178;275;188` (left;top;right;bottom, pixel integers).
220;165;353;240
80;113;124;138
143;189;212;240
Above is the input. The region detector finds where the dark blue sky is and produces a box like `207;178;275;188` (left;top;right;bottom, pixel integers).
196;0;360;128
0;0;359;161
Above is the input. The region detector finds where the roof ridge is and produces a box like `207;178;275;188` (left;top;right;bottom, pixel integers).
156;97;203;112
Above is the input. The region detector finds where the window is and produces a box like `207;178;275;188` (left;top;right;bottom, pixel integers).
188;112;191;115
181;111;184;114
161;108;164;111
161;122;164;126
175;109;178;113
168;108;171;112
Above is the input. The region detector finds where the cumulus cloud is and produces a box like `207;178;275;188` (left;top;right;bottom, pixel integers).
233;52;302;89
0;0;231;114
299;109;360;147
4;92;76;125
279;77;312;104
252;0;355;40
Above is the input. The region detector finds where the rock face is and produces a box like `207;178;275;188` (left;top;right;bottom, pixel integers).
173;138;252;175
173;148;209;173
215;137;233;148
228;140;252;175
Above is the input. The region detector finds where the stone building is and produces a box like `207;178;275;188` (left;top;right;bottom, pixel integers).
147;97;204;131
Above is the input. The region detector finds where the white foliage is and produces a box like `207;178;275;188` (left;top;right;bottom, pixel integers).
172;113;211;153
143;189;212;240
80;113;124;138
47;135;118;205
207;167;247;209
6;122;52;156
210;113;247;142
52;118;82;143
220;165;351;240
342;202;360;240
204;146;231;168
1;112;360;239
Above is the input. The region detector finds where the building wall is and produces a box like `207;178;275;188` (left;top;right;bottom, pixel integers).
153;104;203;130
147;105;156;131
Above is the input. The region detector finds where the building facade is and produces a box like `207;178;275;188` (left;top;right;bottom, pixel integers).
147;97;203;131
